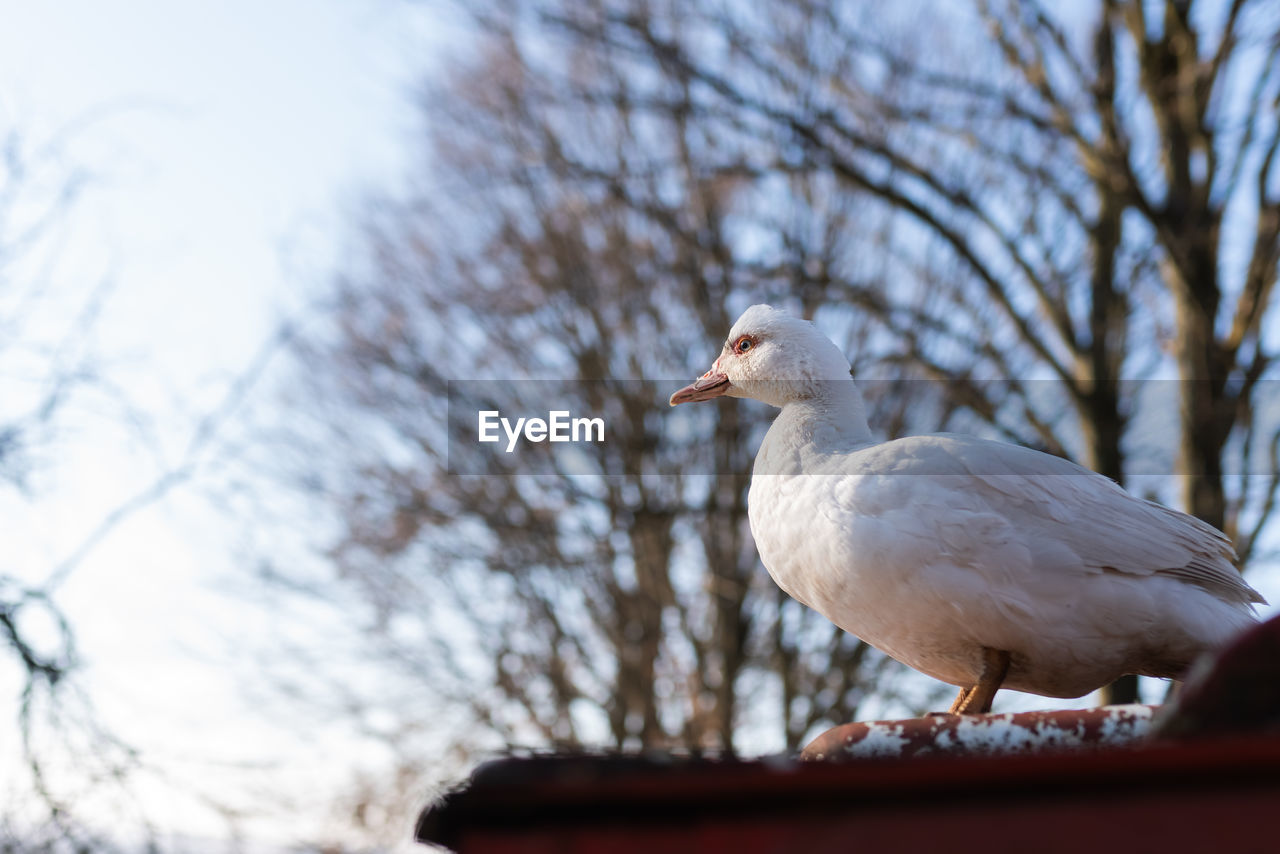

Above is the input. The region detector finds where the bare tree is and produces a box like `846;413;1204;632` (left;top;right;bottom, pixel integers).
278;54;932;753
262;17;966;845
265;4;1280;844
505;0;1280;703
0;121;263;852
0;125;141;852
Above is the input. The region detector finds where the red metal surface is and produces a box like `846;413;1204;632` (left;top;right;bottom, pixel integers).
1155;611;1280;738
418;616;1280;852
418;735;1280;852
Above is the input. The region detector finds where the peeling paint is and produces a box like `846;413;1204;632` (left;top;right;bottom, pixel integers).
802;704;1159;761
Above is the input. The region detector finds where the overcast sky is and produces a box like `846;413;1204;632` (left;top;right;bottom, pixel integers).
3;2;1278;850
0;1;457;847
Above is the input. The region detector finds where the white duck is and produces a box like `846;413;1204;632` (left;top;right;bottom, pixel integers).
671;305;1265;714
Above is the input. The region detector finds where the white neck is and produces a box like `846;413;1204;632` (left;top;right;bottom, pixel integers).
754;380;874;475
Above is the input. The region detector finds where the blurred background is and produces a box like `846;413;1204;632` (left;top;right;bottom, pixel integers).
2;0;1279;850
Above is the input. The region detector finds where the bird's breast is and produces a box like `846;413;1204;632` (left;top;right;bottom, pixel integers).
748;472;890;618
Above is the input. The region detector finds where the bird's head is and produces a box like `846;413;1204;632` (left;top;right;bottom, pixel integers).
669;304;852;409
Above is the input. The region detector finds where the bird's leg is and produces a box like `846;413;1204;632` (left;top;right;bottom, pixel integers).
947;686;974;715
948;648;1011;714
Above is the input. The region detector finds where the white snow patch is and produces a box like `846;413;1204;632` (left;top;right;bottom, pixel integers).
1097;704;1155;744
951;715;1046;754
850;723;912;757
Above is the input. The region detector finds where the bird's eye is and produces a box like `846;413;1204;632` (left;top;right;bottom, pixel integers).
736;337;753;354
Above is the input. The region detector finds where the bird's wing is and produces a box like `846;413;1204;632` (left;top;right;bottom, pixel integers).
951;437;1266;606
833;435;1264;607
